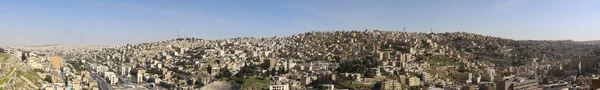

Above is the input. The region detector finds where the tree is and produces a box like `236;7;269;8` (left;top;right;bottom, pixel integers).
207;65;212;74
21;53;27;61
410;86;421;90
215;68;232;79
44;75;53;83
236;65;261;77
337;58;381;76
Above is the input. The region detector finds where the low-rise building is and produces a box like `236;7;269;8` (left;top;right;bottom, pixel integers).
269;84;290;90
496;79;539;90
381;80;402;90
408;76;421;87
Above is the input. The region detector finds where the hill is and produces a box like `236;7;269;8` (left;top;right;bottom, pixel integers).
0;53;43;90
114;30;599;70
6;30;600;89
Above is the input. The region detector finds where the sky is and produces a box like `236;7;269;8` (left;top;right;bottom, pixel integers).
0;0;599;46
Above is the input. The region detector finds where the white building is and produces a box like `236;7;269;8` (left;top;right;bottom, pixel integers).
269;84;289;90
104;72;118;85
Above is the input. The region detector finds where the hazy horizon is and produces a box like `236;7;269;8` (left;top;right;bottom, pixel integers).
1;0;599;46
1;30;595;47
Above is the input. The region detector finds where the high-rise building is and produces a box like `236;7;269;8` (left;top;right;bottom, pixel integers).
264;59;277;69
301;76;312;85
137;70;146;83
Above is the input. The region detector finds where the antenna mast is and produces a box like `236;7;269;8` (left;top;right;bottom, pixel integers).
430;28;433;33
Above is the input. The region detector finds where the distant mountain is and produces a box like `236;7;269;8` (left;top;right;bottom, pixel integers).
577;40;600;45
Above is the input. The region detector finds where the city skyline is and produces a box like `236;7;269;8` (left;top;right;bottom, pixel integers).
1;0;600;46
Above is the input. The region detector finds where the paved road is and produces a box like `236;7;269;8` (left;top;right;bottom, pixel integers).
91;73;111;90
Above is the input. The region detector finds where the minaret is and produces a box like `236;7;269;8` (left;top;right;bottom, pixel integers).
579;61;582;75
578;56;582;75
403;27;406;32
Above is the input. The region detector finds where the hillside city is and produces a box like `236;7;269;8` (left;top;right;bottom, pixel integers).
2;30;600;90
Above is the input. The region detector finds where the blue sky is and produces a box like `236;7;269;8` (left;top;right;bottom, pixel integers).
0;0;599;46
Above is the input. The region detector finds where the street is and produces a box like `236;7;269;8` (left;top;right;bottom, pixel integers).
91;73;111;90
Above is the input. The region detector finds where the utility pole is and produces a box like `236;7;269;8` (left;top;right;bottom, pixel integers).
177;30;181;39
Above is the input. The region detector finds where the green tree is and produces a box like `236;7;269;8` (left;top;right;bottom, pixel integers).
215;68;232;79
44;75;53;83
410;86;421;90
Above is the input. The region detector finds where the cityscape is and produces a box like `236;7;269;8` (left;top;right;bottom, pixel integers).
2;30;600;90
2;0;600;90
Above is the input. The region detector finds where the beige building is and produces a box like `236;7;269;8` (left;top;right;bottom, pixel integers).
200;76;212;84
407;76;421;87
381;80;402;90
81;71;91;82
301;76;312;85
265;59;277;69
137;70;146;83
50;56;62;69
164;71;173;80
